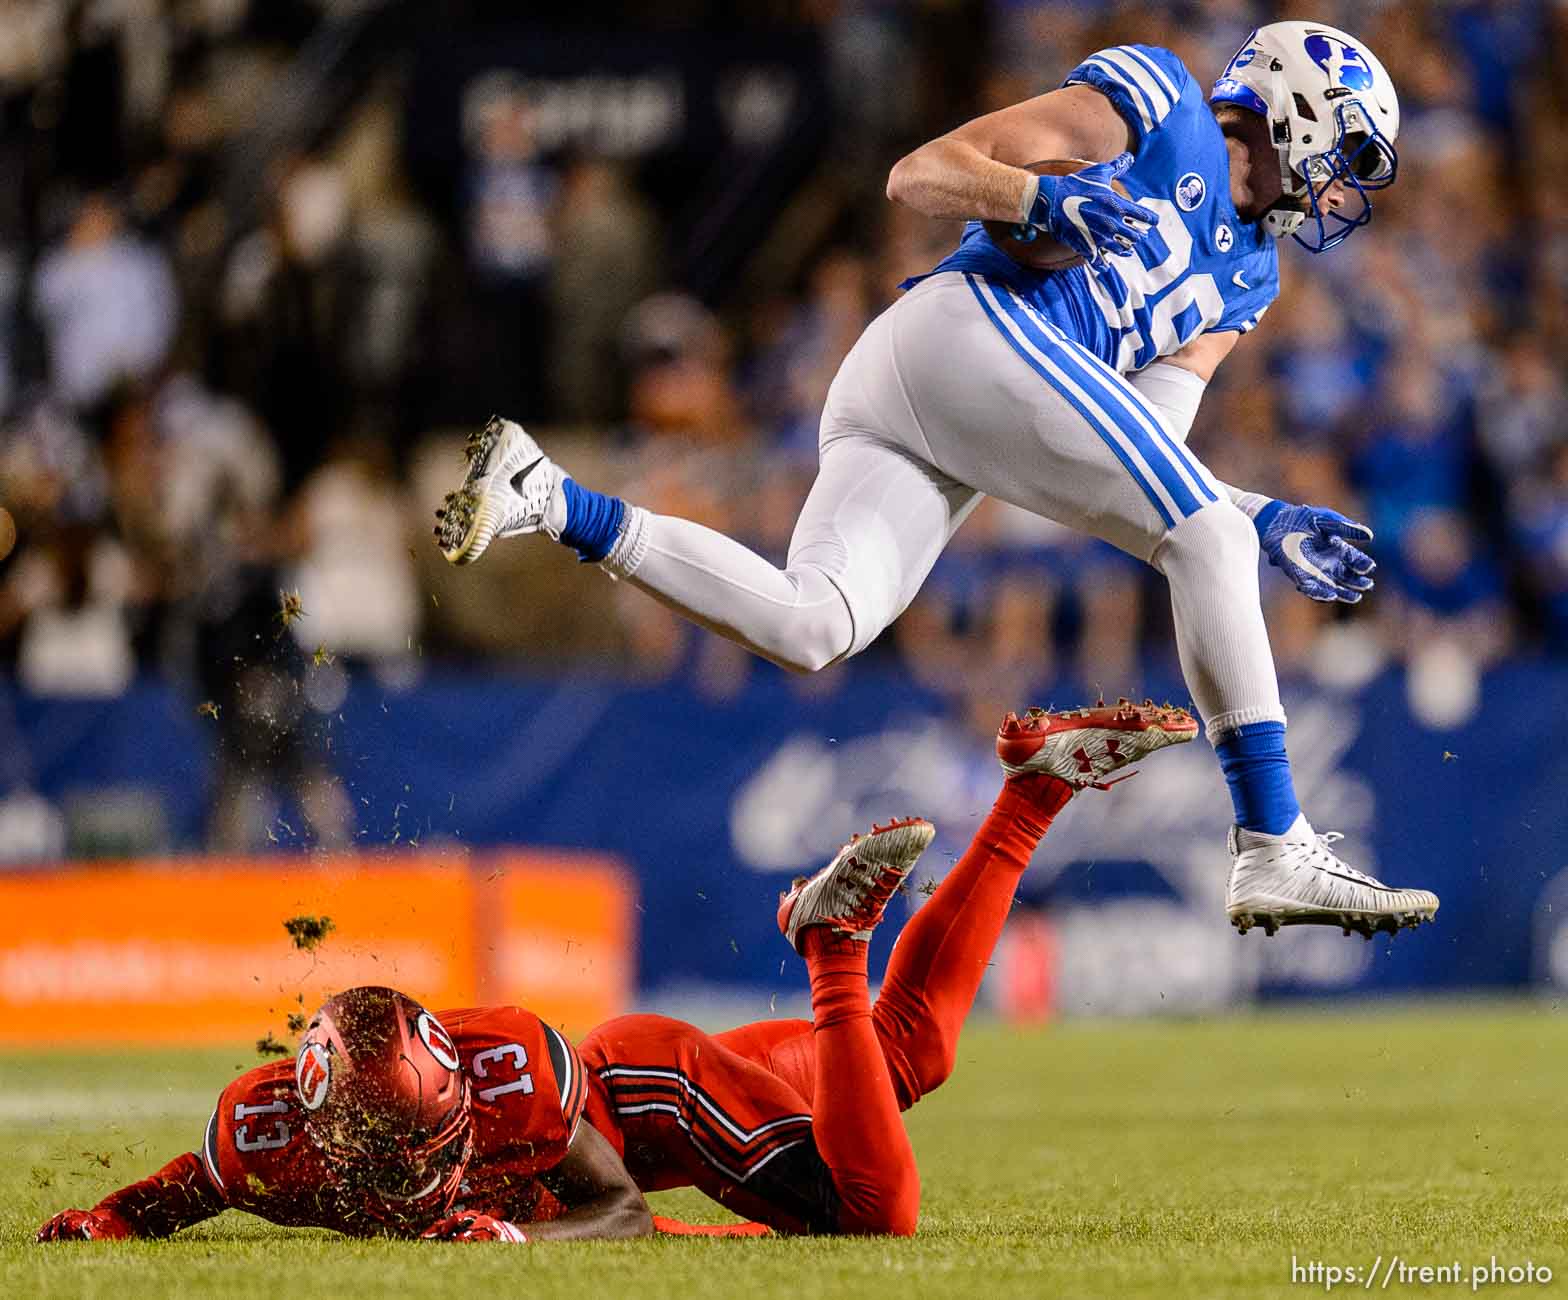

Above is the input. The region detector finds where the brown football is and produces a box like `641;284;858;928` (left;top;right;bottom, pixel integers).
982;158;1132;271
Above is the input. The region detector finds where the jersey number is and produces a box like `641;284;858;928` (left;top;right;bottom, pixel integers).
1089;198;1224;370
234;1099;292;1152
471;1043;535;1104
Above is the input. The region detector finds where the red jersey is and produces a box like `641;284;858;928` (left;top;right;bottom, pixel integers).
198;1006;586;1234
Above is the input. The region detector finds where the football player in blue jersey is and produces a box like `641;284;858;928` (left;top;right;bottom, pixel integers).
435;21;1438;940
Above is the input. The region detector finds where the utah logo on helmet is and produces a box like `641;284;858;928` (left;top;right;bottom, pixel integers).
1211;19;1400;252
295;1041;332;1112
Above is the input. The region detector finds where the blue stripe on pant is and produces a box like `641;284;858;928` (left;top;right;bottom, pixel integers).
963;274;1178;531
980;278;1210;520
1032;314;1220;507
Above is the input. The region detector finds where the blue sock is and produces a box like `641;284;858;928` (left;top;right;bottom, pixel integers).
1214;721;1300;834
557;477;626;563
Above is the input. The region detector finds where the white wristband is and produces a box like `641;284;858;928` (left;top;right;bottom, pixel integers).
1018;172;1040;226
1223;485;1273;520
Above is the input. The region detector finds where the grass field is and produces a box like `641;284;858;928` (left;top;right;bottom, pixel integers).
2;1003;1564;1299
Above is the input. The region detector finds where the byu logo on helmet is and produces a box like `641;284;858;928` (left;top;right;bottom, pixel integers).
1304;33;1374;90
1176;172;1206;212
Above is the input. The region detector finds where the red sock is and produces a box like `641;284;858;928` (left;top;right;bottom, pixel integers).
872;773;1072;1108
801;929;920;1235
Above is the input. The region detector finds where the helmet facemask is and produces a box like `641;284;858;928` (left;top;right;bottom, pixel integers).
1268;98;1398;253
322;1082;475;1229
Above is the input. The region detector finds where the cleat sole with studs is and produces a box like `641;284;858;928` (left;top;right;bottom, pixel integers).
1229;907;1436;939
777;817;935;952
435;416;507;564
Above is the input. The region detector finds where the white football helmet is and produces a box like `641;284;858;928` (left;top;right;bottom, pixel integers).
1211;20;1399;252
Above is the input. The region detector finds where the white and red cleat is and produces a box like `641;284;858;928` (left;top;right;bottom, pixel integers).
777;817;936;953
996;698;1198;788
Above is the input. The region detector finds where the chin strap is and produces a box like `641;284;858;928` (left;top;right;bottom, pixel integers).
1262;204;1305;240
1258;57;1307;241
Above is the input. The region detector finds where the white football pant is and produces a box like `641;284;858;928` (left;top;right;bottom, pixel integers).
603;271;1285;740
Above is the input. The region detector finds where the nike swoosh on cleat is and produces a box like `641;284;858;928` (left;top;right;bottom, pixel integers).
1232;270;1250;289
1281;531;1336;589
510;457;544;494
1319;868;1420;897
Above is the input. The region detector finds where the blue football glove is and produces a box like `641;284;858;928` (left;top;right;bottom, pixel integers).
1254;500;1376;603
1015;153;1158;267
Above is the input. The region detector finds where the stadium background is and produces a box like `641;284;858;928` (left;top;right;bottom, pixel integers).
1;0;1566;1043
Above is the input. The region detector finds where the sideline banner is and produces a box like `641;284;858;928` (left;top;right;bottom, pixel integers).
8;663;1568;1009
478;853;637;1034
0;852;633;1045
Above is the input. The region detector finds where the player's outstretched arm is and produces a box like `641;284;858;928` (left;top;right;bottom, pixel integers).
423;1121;652;1244
1130;335;1376;605
886;84;1135;224
36;1152;226;1242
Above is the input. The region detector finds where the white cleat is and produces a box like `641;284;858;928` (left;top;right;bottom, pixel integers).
777;817;935;953
434;415;564;565
1226;814;1439;939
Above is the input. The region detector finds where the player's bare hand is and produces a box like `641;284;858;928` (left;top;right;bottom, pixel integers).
36;1208;134;1242
1022;153;1157;267
420;1212;528;1243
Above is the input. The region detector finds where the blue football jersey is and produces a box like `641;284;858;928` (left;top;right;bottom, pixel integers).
918;44;1279;374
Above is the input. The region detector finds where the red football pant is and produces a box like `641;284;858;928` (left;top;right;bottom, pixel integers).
581;774;1069;1236
725;772;1071;1234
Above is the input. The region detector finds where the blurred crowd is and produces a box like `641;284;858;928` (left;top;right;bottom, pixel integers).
1;0;1565;845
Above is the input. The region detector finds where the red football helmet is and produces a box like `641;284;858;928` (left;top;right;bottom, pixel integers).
295;986;473;1228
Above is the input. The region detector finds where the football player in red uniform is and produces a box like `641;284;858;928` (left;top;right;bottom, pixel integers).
37;700;1194;1243
35;987;649;1242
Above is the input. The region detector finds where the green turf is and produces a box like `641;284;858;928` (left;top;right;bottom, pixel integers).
3;1003;1564;1299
